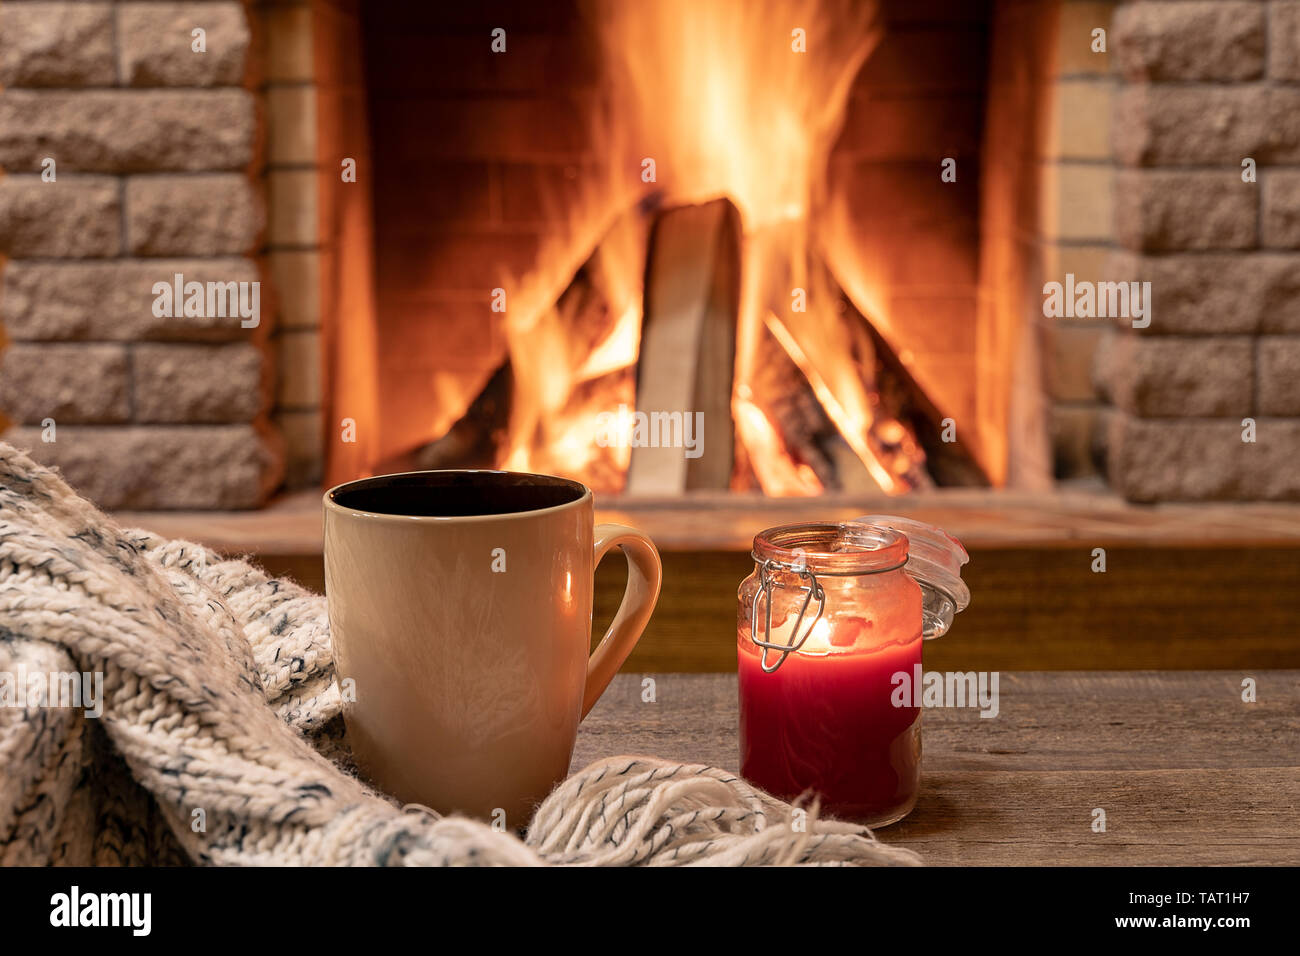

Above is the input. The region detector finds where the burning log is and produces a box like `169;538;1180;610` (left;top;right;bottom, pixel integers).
811;252;982;486
750;248;988;492
837;291;990;489
408;363;512;472
746;325;837;489
402;200;985;494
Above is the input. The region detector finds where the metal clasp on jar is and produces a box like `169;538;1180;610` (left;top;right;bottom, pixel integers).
749;557;827;673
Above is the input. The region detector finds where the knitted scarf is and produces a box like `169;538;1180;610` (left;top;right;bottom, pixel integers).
0;442;919;866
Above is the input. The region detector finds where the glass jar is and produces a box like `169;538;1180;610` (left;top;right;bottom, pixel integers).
736;517;968;827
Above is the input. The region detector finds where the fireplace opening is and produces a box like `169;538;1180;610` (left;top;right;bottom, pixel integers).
8;1;1297;511
315;0;1054;497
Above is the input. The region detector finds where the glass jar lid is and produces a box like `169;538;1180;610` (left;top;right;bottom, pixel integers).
854;515;970;639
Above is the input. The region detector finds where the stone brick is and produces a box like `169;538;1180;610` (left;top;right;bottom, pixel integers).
266;251;320;329
1113;1;1264;81
0;424;284;509
1262;171;1300;248
1258;255;1300;332
1102;251;1273;334
1106;415;1300;501
373;96;591;164
0;90;256;173
1046;79;1112;161
1114;170;1256;251
1055;1;1116;76
266;86;316;165
133;343;267;423
0;3;116;87
0;344;129;424
1113;86;1300;166
853;26;987;95
1270;1;1300;81
1039;163;1114;242
370;31;602;94
276;330;319;408
1257;91;1300;164
1;259;261;342
275;408;323;487
1242;420;1300;499
1042;244;1113;286
126;175;263;256
1257;336;1300;414
1093;333;1253;416
266;170;318;246
1049;324;1106;401
117;2;250;87
0;176;121;257
376;231;542;297
828;160;979;232
263;4;315;83
838;96;982;161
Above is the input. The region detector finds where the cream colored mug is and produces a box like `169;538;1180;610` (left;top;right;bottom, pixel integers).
323;469;661;824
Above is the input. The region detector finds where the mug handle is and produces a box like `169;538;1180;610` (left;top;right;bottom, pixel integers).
582;524;662;718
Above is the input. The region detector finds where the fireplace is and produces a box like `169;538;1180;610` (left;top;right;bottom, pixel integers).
331;0;1032;498
2;0;1300;507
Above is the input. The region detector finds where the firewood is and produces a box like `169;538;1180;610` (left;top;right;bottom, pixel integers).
627;199;739;494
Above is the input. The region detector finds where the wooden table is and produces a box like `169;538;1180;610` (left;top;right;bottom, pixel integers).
573;671;1300;865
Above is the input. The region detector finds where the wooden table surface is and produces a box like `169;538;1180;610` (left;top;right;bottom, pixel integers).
572;671;1300;865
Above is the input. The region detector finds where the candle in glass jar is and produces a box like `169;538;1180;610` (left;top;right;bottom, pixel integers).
738;612;923;826
738;519;968;828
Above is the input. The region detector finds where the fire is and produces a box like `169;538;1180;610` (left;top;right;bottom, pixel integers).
734;391;823;496
602;0;923;495
496;189;645;490
489;0;936;494
765;309;905;494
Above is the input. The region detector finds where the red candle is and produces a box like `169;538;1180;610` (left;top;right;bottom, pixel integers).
739;617;922;826
737;521;936;828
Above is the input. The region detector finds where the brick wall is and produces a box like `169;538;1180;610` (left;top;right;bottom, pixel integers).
0;1;285;508
1040;0;1118;481
264;0;324;487
1095;0;1300;499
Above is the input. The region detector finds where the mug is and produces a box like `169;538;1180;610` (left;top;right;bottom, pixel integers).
323;469;661;824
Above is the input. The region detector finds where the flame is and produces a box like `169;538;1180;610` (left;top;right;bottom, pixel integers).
764;310;903;494
803;617;835;654
599;0;876;226
734;390;823;496
600;0;902;494
483;0;938;494
496;177;646;490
